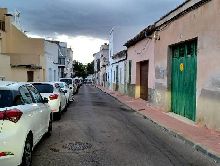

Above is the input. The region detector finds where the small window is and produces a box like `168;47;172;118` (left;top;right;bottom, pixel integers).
27;71;34;82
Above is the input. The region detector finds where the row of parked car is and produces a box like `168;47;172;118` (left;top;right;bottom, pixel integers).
0;78;80;166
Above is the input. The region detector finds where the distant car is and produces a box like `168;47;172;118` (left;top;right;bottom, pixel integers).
32;82;67;120
78;78;83;86
59;78;78;94
73;78;80;92
55;82;74;103
87;80;93;85
85;79;93;85
0;81;52;166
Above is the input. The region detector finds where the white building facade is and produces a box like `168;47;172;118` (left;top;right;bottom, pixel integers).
44;40;59;82
65;48;73;78
93;52;101;85
100;43;109;87
108;26;139;92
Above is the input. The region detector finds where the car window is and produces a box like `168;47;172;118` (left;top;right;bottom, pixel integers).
32;83;54;93
65;83;68;88
54;87;61;93
19;86;33;104
60;79;72;85
13;94;24;106
57;83;64;88
27;85;43;103
0;90;23;108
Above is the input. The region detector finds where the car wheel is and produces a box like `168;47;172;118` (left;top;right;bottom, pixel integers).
21;135;32;166
56;111;61;121
46;114;52;137
54;106;61;121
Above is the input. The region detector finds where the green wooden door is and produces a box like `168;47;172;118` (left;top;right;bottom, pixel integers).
171;41;197;121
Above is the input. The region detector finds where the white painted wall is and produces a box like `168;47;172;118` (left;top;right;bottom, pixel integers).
107;26;143;90
44;41;59;82
65;48;73;78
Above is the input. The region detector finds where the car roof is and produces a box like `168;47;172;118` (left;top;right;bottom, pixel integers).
0;81;30;90
31;82;55;86
55;81;66;85
60;78;72;80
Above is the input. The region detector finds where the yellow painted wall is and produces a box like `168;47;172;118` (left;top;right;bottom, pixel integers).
5;25;45;66
0;8;46;82
11;68;42;82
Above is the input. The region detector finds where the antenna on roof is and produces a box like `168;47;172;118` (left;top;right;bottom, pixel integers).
13;9;22;30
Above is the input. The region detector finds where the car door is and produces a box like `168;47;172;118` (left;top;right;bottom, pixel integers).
54;87;65;111
27;85;50;136
19;85;41;144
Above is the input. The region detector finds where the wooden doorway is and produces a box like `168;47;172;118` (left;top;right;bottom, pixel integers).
171;40;197;121
140;61;149;101
27;71;34;82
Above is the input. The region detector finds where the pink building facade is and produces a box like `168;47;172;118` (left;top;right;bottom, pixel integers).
125;28;155;100
125;0;220;131
154;0;220;130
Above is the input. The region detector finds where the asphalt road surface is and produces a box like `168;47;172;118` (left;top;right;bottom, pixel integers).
32;85;218;166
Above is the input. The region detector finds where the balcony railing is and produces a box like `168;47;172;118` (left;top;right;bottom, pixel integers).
0;20;5;31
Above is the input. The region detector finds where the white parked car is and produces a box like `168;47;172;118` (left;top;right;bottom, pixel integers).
0;81;52;166
32;82;67;120
59;78;78;94
55;82;74;103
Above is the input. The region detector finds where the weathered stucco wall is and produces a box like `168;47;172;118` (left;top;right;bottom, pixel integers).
127;38;155;99
154;0;220;130
0;54;11;80
11;68;42;82
0;8;46;82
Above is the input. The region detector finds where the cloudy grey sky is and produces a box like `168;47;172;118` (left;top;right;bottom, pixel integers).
0;0;183;63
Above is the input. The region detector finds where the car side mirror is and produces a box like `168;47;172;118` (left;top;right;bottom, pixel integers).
43;97;49;103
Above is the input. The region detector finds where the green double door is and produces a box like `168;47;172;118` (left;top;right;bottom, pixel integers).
171;40;197;121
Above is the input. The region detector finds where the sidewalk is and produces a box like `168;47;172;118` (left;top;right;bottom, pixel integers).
96;85;220;163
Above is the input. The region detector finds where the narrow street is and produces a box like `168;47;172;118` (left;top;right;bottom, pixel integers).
32;85;216;166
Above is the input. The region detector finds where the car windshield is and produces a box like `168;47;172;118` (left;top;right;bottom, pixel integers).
0;90;19;108
60;79;72;85
32;83;54;93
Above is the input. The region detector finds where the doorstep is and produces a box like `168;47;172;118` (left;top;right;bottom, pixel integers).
96;85;220;163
